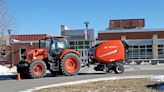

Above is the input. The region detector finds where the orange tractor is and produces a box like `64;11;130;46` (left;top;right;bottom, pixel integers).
17;36;127;79
17;36;81;78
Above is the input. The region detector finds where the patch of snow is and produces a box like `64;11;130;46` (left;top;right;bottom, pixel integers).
151;75;164;82
0;65;17;75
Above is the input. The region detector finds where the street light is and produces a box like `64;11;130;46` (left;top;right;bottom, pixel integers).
7;30;14;67
84;21;90;29
84;21;90;40
8;30;12;45
8;30;11;36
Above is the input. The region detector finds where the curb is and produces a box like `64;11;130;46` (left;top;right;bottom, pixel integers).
20;75;154;92
0;75;17;80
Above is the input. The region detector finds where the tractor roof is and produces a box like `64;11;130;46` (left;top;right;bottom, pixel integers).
41;36;68;40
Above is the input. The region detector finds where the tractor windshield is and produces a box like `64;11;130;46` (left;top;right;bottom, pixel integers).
39;38;68;50
51;38;68;50
39;38;51;49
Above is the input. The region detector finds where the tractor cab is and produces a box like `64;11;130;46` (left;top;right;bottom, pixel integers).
39;36;68;59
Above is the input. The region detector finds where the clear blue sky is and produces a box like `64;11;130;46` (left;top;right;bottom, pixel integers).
8;0;164;36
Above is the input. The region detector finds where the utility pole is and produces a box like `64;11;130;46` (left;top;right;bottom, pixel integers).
8;30;14;67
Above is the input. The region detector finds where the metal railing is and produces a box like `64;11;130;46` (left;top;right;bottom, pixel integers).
76;49;89;64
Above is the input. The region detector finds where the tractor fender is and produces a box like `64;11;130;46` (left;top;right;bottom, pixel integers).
59;49;80;59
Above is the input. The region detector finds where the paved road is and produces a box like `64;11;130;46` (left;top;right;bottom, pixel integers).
0;64;164;92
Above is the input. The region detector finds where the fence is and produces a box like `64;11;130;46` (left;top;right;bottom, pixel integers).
77;49;89;65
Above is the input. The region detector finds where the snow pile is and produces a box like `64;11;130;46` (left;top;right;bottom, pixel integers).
0;65;17;75
152;75;164;82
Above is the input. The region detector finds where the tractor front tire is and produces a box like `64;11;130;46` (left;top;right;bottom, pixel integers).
60;53;81;76
28;60;47;79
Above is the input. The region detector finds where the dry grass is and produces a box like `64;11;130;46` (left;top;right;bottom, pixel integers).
34;78;163;92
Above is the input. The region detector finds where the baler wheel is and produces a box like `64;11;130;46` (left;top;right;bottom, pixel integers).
114;63;124;74
28;60;47;79
60;53;81;76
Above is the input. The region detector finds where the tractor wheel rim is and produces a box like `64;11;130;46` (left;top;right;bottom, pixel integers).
64;58;78;73
33;64;43;76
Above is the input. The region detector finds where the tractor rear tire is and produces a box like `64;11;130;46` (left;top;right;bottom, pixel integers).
60;53;81;76
114;63;124;74
28;60;47;79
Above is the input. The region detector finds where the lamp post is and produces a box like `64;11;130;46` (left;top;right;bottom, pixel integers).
84;21;90;65
84;21;90;30
7;30;13;67
8;30;11;44
84;21;90;40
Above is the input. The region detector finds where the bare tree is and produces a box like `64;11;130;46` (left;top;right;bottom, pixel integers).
0;0;14;50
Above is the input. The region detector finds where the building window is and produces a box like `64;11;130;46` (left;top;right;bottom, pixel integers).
158;44;164;58
20;48;27;60
69;40;93;50
128;45;153;59
85;41;89;45
0;49;6;61
78;41;83;45
70;41;75;45
146;45;152;48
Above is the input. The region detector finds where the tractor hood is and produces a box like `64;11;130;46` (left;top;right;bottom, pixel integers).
24;48;48;63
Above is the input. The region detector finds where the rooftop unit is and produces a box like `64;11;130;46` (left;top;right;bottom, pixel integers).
109;19;145;29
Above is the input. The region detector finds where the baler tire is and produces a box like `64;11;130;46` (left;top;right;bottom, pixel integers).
60;53;81;76
114;63;124;74
28;60;47;79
